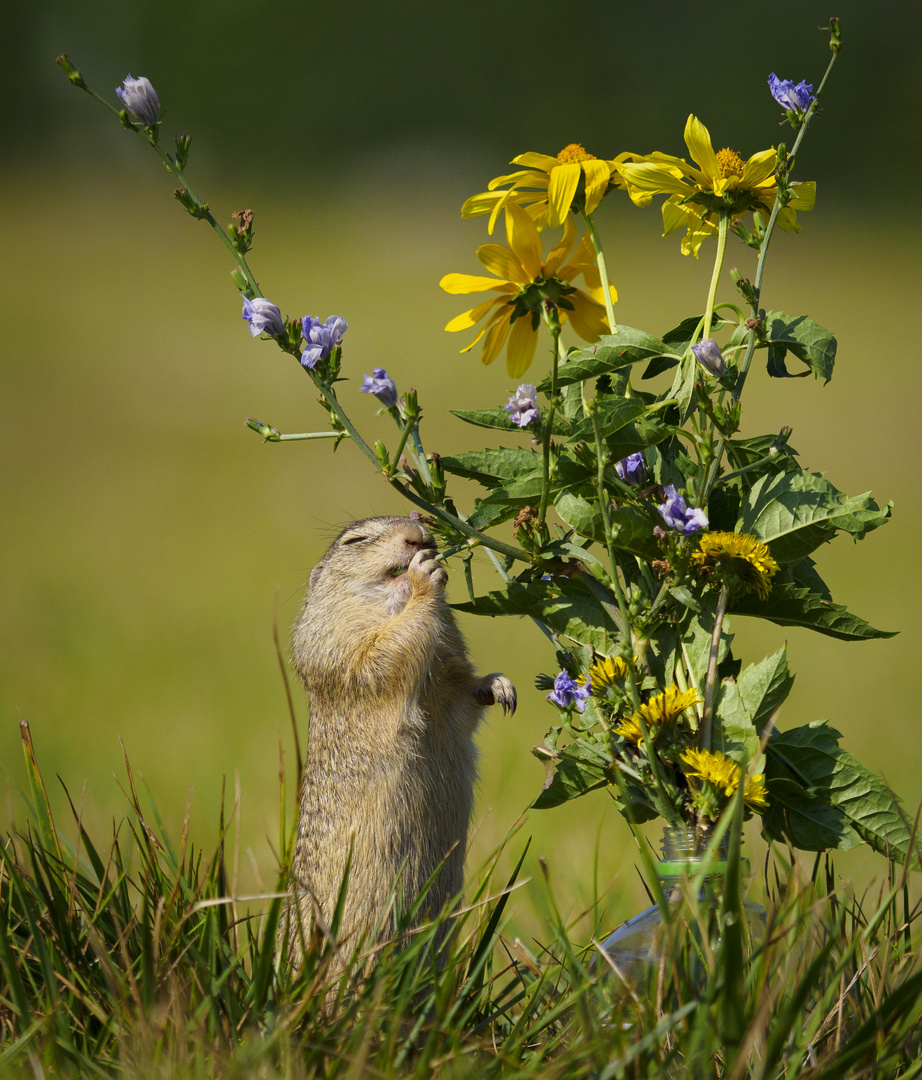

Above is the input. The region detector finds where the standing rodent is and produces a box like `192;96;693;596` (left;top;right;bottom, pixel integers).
283;515;516;970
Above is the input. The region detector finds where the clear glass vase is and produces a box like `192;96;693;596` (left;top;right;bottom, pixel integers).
598;825;765;987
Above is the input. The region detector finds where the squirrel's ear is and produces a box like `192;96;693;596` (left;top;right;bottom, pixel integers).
309;561;325;590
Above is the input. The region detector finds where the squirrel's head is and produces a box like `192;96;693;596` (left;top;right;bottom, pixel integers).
309;516;437;610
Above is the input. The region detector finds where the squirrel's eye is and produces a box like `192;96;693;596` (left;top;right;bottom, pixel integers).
342;534;368;545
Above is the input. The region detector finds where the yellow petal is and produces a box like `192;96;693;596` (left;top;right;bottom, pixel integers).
512;151;559;172
476;243;530;285
566;291;610;341
440;272;509;295
740;148;777;189
683;115;719;187
544;216;578;276
619;160;689;200
505;317;538;377
680;217;717;258
789;180;817;211
488;168;548;192
581;158;612;214
504;203;543;280
444;296;504;332
661;196;695;237
547;161;581;227
480;313;513;366
564;228;596;272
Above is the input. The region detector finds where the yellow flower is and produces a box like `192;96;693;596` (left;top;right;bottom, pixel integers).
440;202;616;377
619;114;816;257
588;655;633;691
692;531;780;600
680;747;769;812
614;685;699;744
462;144;634;233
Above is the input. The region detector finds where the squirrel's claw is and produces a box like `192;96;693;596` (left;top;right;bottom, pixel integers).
475;673;517;716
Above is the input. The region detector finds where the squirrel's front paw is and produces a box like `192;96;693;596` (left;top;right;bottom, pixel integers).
407;548;448;594
474;673;517;715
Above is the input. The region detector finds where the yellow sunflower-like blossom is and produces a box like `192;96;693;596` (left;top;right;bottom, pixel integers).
614;685;699;744
461;143;635;233
692;531;780;600
619;114;816;257
440;202;616;377
680;747;769;811
589;654;633;691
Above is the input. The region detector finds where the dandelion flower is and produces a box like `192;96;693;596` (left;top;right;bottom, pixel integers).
692;531;779;600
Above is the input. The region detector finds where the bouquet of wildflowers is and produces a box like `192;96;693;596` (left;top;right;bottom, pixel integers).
57;20;917;862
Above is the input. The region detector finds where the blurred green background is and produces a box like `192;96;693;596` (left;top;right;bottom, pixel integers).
3;1;921;937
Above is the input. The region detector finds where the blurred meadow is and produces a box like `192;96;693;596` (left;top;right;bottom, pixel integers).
3;1;922;941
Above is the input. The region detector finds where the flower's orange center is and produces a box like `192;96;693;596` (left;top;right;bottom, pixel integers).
557;143;596;164
716;148;746;179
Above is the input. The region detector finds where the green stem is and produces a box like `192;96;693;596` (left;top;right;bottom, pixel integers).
537;319;563;529
582;211;617;332
587;404;641;714
701;43;841;505
303;368;532;564
701;210;731;343
700;585;730;751
390;412;415;472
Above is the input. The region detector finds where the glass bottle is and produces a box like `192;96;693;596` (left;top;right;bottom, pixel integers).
598;826;765;987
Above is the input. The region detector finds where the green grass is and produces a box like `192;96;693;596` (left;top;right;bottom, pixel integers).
3;720;922;1078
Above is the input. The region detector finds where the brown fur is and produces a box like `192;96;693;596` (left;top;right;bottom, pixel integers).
283;516;515;970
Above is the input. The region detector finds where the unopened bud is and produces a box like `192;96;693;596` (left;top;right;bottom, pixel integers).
691;338;726;377
55;54;87;89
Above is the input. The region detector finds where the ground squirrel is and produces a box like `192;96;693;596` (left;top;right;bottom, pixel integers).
284;515;516;969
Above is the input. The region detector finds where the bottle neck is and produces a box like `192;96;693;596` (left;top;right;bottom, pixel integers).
656;825;736;884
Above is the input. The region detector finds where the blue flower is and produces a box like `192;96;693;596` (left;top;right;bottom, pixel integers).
504;383;541;428
768;74;815;115
242;297;285;338
116;75;159;127
546;670;591;712
616;452;646;486
301;315;348;369
691;338;725;376
658;485;708;535
360;368;398;407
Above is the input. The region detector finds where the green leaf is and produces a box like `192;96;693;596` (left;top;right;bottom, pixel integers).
453;579;619;652
555;492;605;545
762;311;837;383
681;600;734;692
715;647;795;765
763;721;917;863
641;314;732;379
567;396;648;440
450;406;569;436
732;579;895;641
531;741;611;809
737;470;891;564
439;446;541;488
609;505;660;560
537;327;674;389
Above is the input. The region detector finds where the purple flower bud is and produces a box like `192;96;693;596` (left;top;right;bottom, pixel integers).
615;452;646;486
691;338;726;376
657;485;708;535
360;368;398;407
242;297;284;338
504;384;541;428
546;670;591;712
116;75;160;127
300;315;348;369
768;73;815;114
